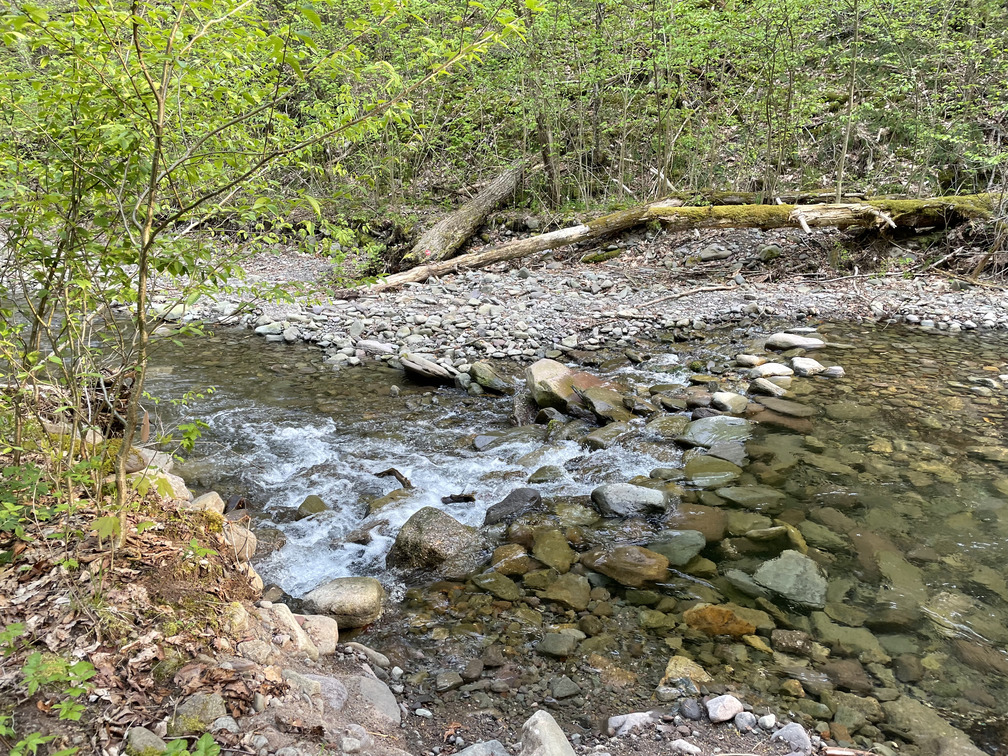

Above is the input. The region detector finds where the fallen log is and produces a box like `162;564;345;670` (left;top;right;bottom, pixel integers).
401;159;528;267
366;194;994;294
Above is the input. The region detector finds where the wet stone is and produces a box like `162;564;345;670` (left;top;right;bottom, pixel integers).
537;633;579;658
541;572;591;611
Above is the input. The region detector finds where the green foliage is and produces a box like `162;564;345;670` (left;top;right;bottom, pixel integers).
0;463;49;543
164;733;221;756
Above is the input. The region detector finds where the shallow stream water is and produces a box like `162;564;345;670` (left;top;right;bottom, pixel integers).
147;322;1008;752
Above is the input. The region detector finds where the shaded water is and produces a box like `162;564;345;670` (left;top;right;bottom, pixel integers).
147;323;1008;750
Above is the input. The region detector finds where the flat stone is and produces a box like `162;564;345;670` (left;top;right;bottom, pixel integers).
346;675;401;726
750;377;787;397
537;633;579;658
472;571;522;601
541;572;591;611
126;726;168;755
679;416;751;448
753;550;827;608
684;455;742;488
716;485;787;513
580;545;669;587
647;530;706;566
750;363;794;378
766;332;825;350
754;396;816;418
770;722;812;755
532;528;576;573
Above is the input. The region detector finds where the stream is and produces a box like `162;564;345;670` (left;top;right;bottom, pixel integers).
146;321;1008;752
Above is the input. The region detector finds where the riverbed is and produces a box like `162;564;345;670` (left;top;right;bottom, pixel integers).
147;320;1008;754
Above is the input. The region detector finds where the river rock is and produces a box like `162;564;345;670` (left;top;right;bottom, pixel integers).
470;361;512;393
711;392;749;414
705;694;744;723
297;494;327;519
684;455;741;488
590;482;667;517
303;576;385;627
646;414;691;438
529;465;564;483
582;421;632;450
750;377;788;397
647;530;706;566
750;363;794;378
401;353;458;384
666;503;727;542
525;359;576;409
580;545;669;587
683;604;756;638
537;633;579;658
660;655;713;685
472;571;522;601
770;722;812;755
387;506;482;571
882;697;984;756
766;332;825;350
189;491;225;515
792;356;826;376
345;675;401;726
126;726;168;755
541;572;591;610
579;386;632;423
753;396;816;418
532;528;575;572
222;521;257;563
678;415;751;447
301;614;339;655
519;710;576;756
717;484;787;513
485;488;542;525
168;693;227;735
753;550;827;608
491;544;539;575
811;613;889;661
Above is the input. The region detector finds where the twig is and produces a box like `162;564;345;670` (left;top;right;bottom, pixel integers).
375;467;413;490
639;284;735;309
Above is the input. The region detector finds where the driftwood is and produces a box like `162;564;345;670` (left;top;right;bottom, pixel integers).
401;160;528;266
366;194;995;294
375;467;413;490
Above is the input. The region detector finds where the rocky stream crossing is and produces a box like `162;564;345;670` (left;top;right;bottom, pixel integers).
137;232;1008;756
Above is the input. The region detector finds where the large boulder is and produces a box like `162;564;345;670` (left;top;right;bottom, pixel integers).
580;545;669;587
525;359;576;409
590;483;667;517
753;550;827;608
882;697;985;756
387;506;482;571
303;576;385;628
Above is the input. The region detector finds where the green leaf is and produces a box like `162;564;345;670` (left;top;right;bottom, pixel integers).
93;515;120;541
299;5;322;30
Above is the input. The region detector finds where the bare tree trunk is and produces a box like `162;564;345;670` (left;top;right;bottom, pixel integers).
400;160;527;266
365;194;995;293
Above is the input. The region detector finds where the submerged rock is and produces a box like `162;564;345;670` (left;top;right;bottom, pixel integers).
678;415;751;447
765;332;825;350
753;549;827;608
647;530;706;566
580;545;669;586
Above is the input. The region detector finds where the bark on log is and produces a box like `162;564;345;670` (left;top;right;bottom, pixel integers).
367;194;994;294
401;160;528;266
